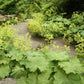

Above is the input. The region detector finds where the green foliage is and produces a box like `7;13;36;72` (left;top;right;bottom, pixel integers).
27;15;66;40
0;65;10;78
0;0;18;14
26;54;48;72
0;0;14;9
31;13;45;22
53;69;67;84
7;17;19;25
27;11;84;70
38;68;52;84
0;1;84;83
0;0;83;21
11;65;27;79
53;70;84;84
27;12;84;60
71;12;84;25
0;56;10;65
0;25;15;51
41;21;65;40
27;72;38;84
64;24;84;44
13;33;31;51
41;2;57;19
0;44;84;84
17;77;27;84
6;47;24;61
63;12;84;59
45;51;70;61
27;19;41;35
0;42;84;83
59;58;84;74
50;15;71;26
0;25;84;83
0;23;31;79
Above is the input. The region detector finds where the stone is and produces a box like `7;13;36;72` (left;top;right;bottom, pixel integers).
0;78;17;84
5;14;16;18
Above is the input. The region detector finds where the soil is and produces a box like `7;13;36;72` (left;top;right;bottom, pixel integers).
0;19;76;84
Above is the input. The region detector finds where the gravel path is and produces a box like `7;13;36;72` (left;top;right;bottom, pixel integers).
11;19;45;49
49;37;76;57
10;19;76;56
11;19;76;57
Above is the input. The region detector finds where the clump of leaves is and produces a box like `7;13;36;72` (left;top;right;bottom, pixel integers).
63;12;84;60
0;42;84;84
71;12;84;25
13;33;32;51
27;19;41;35
27;15;66;41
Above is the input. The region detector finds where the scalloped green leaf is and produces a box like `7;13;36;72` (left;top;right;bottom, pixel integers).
25;50;44;58
53;69;68;84
11;65;27;78
54;69;83;84
38;68;52;84
27;72;37;84
0;57;10;64
68;74;83;84
26;55;49;72
69;74;81;81
17;77;27;84
45;51;69;61
0;65;10;78
6;48;23;61
58;58;84;74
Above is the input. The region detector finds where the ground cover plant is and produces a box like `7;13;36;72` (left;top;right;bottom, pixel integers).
0;22;84;84
0;20;84;84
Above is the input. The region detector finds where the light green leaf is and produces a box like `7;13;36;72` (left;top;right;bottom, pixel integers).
6;48;23;61
11;65;27;78
45;51;69;61
19;58;28;66
17;77;27;84
80;75;84;84
81;31;84;36
58;58;84;74
25;50;44;58
67;30;71;34
68;74;83;84
26;55;48;72
0;65;10;78
72;28;78;33
27;72;37;84
69;74;81;81
53;69;68;84
38;68;52;84
54;69;83;84
0;57;10;64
